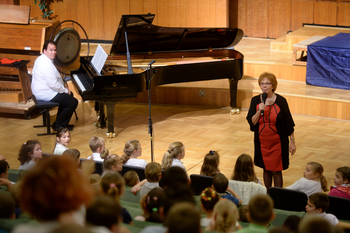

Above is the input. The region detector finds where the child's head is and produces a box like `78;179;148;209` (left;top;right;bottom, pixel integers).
239;205;249;222
145;162;162;183
89;136;105;153
211;199;239;233
162;142;184;169
248;194;275;226
298;215;334;233
18;140;42;165
200;187;220;214
165;202;201;233
56;127;70;147
62;149;80;166
123;171;140;187
334;166;350;186
213;173;228;193
90;174;102;196
200;150;220;177
100;172;125;201
0;160;9;179
162;166;188;188
304;162;328;192
0;192;16;219
306;193;329;214
232;153;258;183
143;187;166;223
86;196;122;231
121;140;141;164
103;155;122;173
282;215;301;233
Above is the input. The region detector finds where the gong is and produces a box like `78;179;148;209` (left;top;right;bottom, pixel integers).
53;27;81;67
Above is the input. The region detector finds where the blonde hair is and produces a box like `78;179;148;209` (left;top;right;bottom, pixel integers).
145;162;162;182
103;155;120;172
89;136;105;153
307;162;328;192
100;172;125;202
123;171;139;187
161;142;184;169
258;72;278;92
121;140;140;164
100;148;109;160
209;199;238;233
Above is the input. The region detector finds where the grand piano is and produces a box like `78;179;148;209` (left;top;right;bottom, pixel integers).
71;14;244;137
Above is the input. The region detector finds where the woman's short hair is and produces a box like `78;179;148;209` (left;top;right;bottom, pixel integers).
18;156;93;221
258;72;278;92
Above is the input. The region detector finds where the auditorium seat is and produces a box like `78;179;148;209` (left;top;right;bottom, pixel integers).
269;187;308;212
327;195;350;220
189;174;214;195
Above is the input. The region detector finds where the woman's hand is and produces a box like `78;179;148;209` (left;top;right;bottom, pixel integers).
258;102;266;112
289;140;296;155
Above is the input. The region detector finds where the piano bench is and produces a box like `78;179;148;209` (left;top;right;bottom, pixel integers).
33;100;59;136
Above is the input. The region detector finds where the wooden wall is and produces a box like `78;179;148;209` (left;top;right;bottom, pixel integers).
20;0;229;41
230;0;350;39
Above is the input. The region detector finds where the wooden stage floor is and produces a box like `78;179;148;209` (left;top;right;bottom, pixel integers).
2;25;350;189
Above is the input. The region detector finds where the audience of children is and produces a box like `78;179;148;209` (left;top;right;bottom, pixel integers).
62;149;80;168
205;199;239;233
53;127;70;155
102;154;123;177
12;156;93;232
200;150;220;177
87;136;107;161
200;187;220;227
328;166;350;199
213;173;242;206
236;194;275;233
100;172;133;225
286;161;328;197
161;142;186;172
135;187;166;223
231;153;262;185
140;162;162;199
17;140;42;171
123;170;140;187
121;139;147;168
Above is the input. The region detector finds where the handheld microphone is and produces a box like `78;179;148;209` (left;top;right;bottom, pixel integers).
261;92;268;116
148;60;156;66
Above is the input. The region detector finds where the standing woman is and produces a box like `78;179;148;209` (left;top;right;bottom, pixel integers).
246;72;296;192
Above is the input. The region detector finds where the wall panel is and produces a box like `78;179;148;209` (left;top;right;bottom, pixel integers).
290;0;313;31
229;0;247;35
267;0;291;38
314;1;337;25
246;0;268;37
337;1;350;26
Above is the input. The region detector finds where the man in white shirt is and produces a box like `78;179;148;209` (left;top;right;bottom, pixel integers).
31;40;78;131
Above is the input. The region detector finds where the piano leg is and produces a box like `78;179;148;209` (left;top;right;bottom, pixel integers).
229;78;240;115
106;101;117;138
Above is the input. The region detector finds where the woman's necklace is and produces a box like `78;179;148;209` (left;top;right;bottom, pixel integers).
265;94;276;105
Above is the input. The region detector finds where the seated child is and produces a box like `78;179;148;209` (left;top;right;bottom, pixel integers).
62;149;80;168
200;150;220;177
161;142;186;172
102;154;123;177
135;187;166;222
17;140;42;170
87;136;107;161
200;187;220;227
166;202;201;233
213;173;242;206
121;140;147;168
0;160;12;192
298;215;335;233
206;199;239;233
306;193;340;226
123;171;140;187
236;194;275;233
231;153;262;185
328;166;350;199
140;162;162;199
90;174;102;196
53;127;70;155
0;192;16;219
286;161;328;197
282;215;301;233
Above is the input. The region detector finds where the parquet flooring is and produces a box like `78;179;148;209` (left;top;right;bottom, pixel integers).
3;101;350;188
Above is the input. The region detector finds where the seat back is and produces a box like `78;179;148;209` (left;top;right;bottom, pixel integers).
119;164;146;181
327;195;350;220
269;187;308;211
189;174;214;195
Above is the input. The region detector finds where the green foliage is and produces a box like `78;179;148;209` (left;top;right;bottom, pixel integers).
34;0;54;19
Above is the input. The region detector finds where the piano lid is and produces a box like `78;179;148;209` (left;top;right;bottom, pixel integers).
110;14;244;55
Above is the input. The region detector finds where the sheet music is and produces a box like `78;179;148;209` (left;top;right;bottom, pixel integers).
91;44;108;74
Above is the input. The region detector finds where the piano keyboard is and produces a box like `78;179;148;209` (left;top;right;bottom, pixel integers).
72;73;93;92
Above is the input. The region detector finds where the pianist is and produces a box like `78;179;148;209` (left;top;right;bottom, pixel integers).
31;40;78;131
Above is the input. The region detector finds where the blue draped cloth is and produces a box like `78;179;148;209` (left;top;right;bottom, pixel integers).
306;33;350;90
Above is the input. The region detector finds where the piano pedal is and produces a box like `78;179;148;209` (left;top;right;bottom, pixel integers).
106;132;116;138
230;108;240;115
